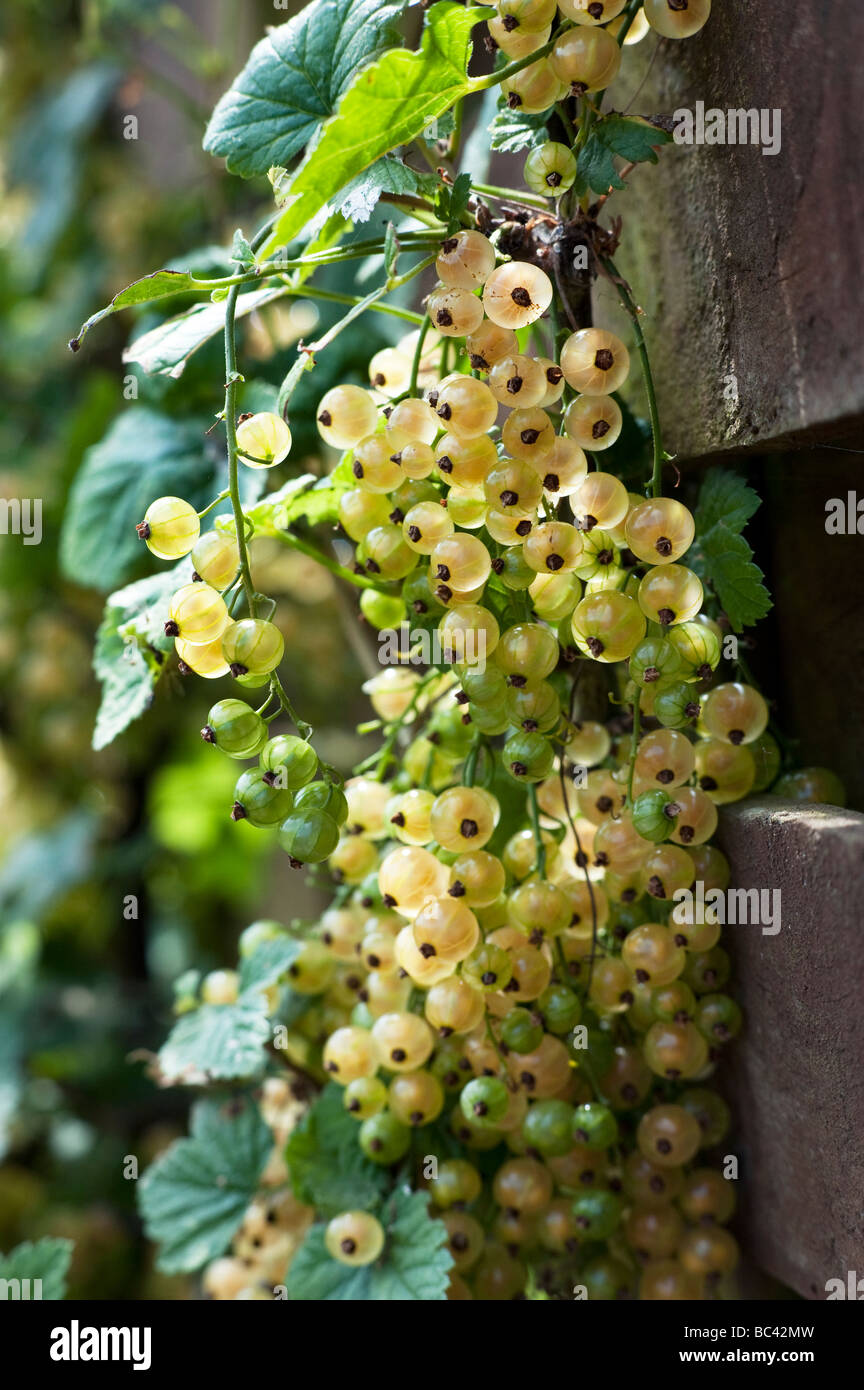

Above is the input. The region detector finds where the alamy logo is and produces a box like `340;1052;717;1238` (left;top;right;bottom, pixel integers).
50;1321;152;1371
825;1271;864;1300
673;102;781;156
825;492;864;534
672;881;781;936
0;497;42;545
378;627;487;672
0;1276;42;1299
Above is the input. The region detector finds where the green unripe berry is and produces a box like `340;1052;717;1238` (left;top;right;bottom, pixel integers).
500;1008;545;1054
653;680;701;729
523;141;578;197
522;1099;575;1157
278;809;340;865
222;618;284;677
232;769;293;827
571;1188;622;1240
538;984;581;1034
261;735;319;789
294;780;349;826
460;1075;510;1127
359;1111;411;1164
201;699;268;758
504;729;555;782
359;587;407;629
632;789;679;843
572;1102;618;1150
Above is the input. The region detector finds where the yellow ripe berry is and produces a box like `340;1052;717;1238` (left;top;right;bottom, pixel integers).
427;284;485;337
191;529;239;587
560;328;630;395
325;1211;385;1266
368;346;412;397
644;0;711;41
176;630;231;679
482;262;553;329
236;411;292;468
436;230;496;289
501;59;568;116
138;496;200;560
550;27;622;91
317;384;378;449
564;394;623;450
559;0;627;24
466;320;519;371
168;583;230;645
625;498;695;565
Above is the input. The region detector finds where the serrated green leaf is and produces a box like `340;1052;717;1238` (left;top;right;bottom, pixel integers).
695;468;761;535
694;524;773;633
60;408;218;591
231;229;256;266
287;1188;452;1300
71;270;201;349
340;157;438;225
444;171;472;233
158;1000;271;1084
488;102;548;154
285;1084;389;1217
262;4;484;256
92;561;191;750
124;285;286;378
0;1238;73;1300
577;114;672;196
239;936;302;996
139;1097;271;1273
204;0;405;178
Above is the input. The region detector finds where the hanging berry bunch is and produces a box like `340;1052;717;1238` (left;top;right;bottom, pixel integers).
77;0;842;1303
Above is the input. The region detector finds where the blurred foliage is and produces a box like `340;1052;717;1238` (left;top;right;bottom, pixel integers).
0;0;377;1298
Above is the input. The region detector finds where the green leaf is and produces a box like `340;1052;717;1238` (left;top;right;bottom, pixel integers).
0;811;97;922
158;999;271;1084
139;1097;272;1273
576;114;672;196
287;1188;452;1300
488;102;548;154
0;1238;73;1300
694;524;773;633
239;936;302;995
243;472;351;535
92;561;191;751
60;408;218;590
203;0;405;178
231;229;256;266
284;1084;389;1217
124;285;286;378
695;468;761;535
263;4;484;255
70;270;201;350
340;157;438;224
440;171;472;234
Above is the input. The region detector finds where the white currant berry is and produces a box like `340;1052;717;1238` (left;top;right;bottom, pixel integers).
436;230;496;289
236;411;292;468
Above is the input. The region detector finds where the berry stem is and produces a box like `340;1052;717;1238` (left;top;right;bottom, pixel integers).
409;316;432;397
223;282;257;618
626;687;642;806
468;29;565;94
528;784;547;879
601;256;664;498
614;0;643;47
197;488;230;518
469;182;550;213
272;528;392;592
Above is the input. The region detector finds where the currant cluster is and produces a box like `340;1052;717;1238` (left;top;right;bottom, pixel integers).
478;0;710;130
136;418;347;867
214;217;791;1300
